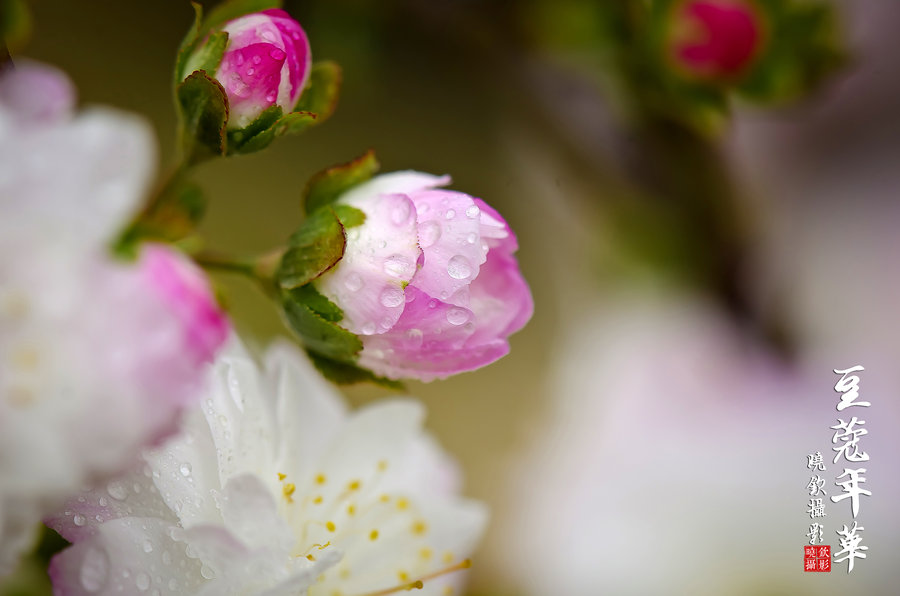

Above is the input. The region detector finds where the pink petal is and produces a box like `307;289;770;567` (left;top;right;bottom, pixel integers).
676;0;761;76
217;42;286;127
0;60;75;125
407;190;488;307
263;9;312;108
358;287;509;382
315;193;421;336
464;247;533;348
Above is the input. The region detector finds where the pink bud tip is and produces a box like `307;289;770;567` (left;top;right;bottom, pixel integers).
672;0;763;79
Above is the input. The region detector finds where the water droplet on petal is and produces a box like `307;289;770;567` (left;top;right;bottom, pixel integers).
179;463;192;478
428;300;438;308
136;572;151;591
384;255;413;278
445;209;456;220
447;255;473;280
252;55;263;65
200;565;216;580
391;200;411;225
466;233;477;244
73;514;86;527
162;551;172;565
265;92;276;103
418;221;441;248
80;547;109;592
406;329;424;347
107;480;128;501
270;48;286;60
142;540;154;554
345;273;364;292
98;497;108;507
446;307;470;326
246;67;255;76
362;322;377;335
380;286;405;308
466;205;480;218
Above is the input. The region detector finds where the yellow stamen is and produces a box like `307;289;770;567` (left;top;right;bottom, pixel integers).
347;480;361;491
326;521;336;532
316;474;327;485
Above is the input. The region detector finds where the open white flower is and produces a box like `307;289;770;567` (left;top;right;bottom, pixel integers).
48;339;487;596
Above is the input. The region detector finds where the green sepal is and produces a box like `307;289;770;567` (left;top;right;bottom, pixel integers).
115;180;207;256
303;150;380;215
289;61;342;128
307;351;405;390
177;70;229;164
281;289;362;362
175;0;281;87
222;61;343;156
181;31;229;81
277;207;346;290
289;284;344;322
332;205;366;228
226;105;284;154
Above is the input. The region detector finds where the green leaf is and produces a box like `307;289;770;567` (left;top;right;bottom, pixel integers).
303;150;380;215
281;291;362;361
227;105;283;154
181;31;229;80
177;70;229;164
291;61;342;123
174;1;204;89
332;205;366;228
289;284;344;322
307;351;405;389
277;208;346;289
273;110;319;136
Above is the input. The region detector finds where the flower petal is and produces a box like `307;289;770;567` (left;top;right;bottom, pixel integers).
316;193;421;335
408;190;488;306
465;247;533;348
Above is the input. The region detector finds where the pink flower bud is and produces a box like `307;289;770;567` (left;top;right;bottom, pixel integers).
215;9;311;129
671;0;763;79
315;173;533;382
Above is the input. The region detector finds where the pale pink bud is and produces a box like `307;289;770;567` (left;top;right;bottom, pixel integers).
315;173;533;382
215;9;312;129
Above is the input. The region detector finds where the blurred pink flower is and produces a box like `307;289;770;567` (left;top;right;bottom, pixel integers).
213;9;311;129
672;0;762;78
0;62;228;574
315;172;533;381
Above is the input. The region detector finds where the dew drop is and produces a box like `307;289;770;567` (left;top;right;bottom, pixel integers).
446;307;470;326
132;483;142;494
98;497;108;507
406;329;424;347
246;67;255;76
168;579;177;590
447;255;473;280
391;200;411;225
142;540;154;554
136;572;151;591
418;221;441;249
79;547;109;593
428;300;438;309
466;233;478;245
265;92;276;103
466;205;480;218
252;55;263;65
200;565;216;580
383;255;412;278
344;273;364;292
362;322;377;335
73;514;86;527
162;551;172;565
270;48;286;60
380;287;405;308
179;463;192;478
444;209;456;220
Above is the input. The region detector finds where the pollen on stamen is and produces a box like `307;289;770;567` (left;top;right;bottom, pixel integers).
442;552;454;564
377;460;389;471
347;504;356;516
379;494;391;503
313;495;323;504
419;548;432;560
397;571;410;582
277;473;286;481
396;497;409;511
347;479;361;491
306;554;315;561
326;521;337;532
411;520;427;536
283;483;296;503
316;473;327;485
369;529;379;541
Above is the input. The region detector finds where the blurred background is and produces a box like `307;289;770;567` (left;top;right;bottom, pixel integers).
5;0;900;594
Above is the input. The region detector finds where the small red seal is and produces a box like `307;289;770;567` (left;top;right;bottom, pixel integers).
804;545;831;572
